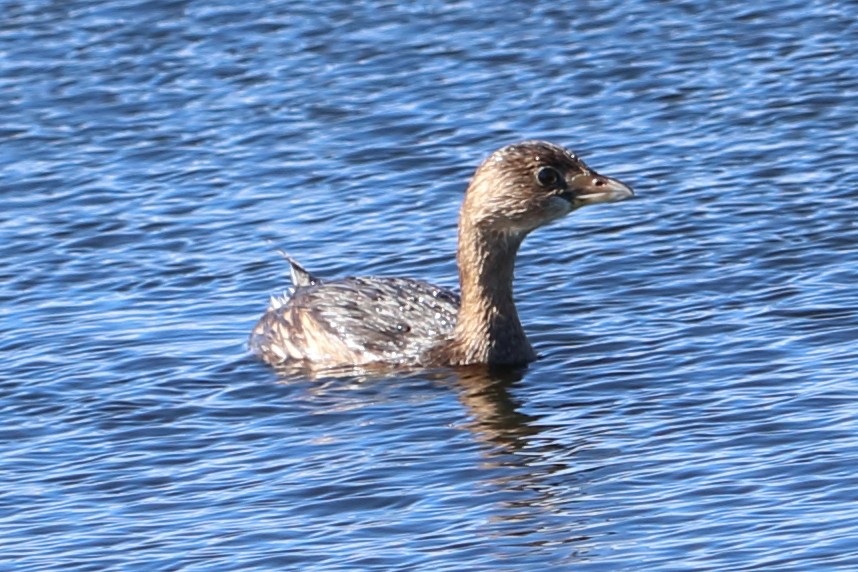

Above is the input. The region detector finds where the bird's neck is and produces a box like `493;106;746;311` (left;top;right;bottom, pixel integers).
450;215;535;365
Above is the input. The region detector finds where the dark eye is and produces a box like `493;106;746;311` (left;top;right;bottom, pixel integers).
536;166;560;187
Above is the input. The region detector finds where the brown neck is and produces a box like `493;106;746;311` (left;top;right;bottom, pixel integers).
449;215;535;365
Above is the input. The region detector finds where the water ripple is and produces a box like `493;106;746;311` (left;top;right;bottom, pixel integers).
2;0;857;570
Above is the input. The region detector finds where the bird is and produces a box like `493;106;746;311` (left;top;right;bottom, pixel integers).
250;140;633;368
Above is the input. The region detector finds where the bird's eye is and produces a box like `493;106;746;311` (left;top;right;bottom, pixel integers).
536;166;560;187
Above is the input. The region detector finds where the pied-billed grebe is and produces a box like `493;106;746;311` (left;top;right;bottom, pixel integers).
250;140;633;368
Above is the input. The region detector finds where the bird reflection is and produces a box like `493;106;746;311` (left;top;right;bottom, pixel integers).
450;365;592;556
271;360;561;458
269;360;591;556
271;362;539;443
449;365;542;453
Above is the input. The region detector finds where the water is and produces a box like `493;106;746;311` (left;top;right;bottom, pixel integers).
2;0;857;569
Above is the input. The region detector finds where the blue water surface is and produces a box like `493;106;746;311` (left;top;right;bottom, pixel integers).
2;0;857;570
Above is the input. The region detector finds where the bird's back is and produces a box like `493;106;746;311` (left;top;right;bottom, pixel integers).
250;271;460;366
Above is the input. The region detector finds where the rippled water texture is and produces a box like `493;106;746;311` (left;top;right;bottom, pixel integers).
2;0;857;570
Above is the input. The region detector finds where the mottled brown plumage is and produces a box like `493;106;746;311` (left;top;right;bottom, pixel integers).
250;140;633;368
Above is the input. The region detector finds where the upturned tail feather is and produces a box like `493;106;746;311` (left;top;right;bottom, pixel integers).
268;251;323;310
275;250;321;287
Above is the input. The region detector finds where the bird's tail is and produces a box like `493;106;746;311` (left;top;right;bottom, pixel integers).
276;250;321;287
